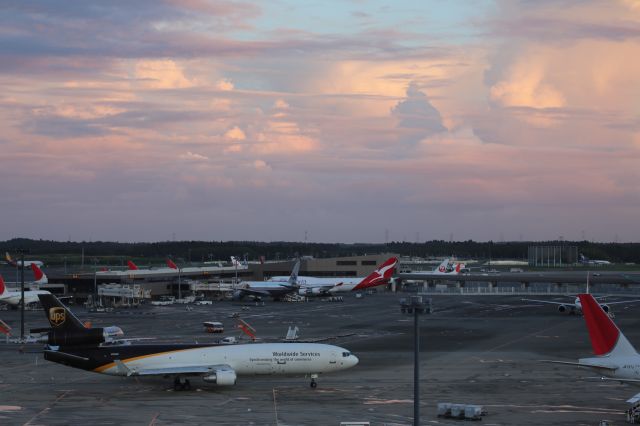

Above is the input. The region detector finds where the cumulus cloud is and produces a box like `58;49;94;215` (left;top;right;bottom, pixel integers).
135;60;194;89
391;82;447;144
224;126;246;140
489;55;566;110
216;79;234;91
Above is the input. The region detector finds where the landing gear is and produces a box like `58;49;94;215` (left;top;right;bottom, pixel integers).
173;376;191;391
310;374;318;389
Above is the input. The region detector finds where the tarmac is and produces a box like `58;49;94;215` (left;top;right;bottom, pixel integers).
1;291;639;425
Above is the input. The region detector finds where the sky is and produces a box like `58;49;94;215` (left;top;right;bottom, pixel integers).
1;0;639;243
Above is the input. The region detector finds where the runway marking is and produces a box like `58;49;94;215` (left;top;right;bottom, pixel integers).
363;399;413;405
482;403;621;415
23;389;72;426
148;413;159;426
467;320;566;361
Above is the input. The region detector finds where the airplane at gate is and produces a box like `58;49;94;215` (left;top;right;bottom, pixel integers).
402;258;465;278
233;260;300;301
5;252;44;268
522;273;640;314
38;294;358;390
0;275;50;306
548;293;640;403
269;257;398;296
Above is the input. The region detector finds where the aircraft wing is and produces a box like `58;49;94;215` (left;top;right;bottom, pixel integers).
521;299;572;306
541;360;617;371
114;360;233;377
238;288;273;297
600;299;640;306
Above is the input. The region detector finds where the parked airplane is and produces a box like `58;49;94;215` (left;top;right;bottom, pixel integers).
5;252;44;268
233;260;300;301
38;294;358;390
580;254;612;266
0;274;50;307
404;258;465;277
522;274;640;314
2;264;48;286
329;257;398;293
127;260;139;270
269;257;398;295
547;293;640;402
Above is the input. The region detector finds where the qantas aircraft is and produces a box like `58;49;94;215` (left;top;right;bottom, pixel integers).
5;252;44;268
0;274;50;307
269;257;398;296
548;293;640;402
38;294;358;390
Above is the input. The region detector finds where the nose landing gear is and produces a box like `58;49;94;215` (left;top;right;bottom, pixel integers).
310;373;318;389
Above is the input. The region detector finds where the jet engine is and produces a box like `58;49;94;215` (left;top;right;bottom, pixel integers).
232;290;245;301
298;287;324;296
600;304;610;313
557;305;567;313
203;370;237;385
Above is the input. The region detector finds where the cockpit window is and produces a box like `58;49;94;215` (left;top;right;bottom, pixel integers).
342;352;351;357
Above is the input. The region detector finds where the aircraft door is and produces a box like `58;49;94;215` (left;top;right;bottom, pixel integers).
329;351;337;367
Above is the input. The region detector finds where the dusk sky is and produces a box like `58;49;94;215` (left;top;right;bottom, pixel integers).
1;0;639;243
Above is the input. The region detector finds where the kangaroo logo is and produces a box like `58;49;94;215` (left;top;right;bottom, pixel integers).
49;307;66;327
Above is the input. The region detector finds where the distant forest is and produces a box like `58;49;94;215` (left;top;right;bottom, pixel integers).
2;238;640;266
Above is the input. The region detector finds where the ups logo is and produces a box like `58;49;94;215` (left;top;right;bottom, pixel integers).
49;307;66;327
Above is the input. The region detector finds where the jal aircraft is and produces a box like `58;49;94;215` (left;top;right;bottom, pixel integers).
522;274;640;314
38;294;358;390
548;293;640;403
5;252;44;268
2;263;48;286
0;274;50;307
403;258;465;277
269;257;398;296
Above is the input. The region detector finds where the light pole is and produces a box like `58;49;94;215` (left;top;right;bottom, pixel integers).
16;249;27;341
400;295;431;426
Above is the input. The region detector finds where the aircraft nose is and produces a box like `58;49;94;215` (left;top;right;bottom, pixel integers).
351;354;359;367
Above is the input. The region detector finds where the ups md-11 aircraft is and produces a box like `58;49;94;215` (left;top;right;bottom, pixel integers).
37;294;358;390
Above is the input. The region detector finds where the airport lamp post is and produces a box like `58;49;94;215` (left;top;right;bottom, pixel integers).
178;265;182;301
400;295;431;426
17;249;26;341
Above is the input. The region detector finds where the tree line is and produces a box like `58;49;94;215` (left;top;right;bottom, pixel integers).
2;238;640;266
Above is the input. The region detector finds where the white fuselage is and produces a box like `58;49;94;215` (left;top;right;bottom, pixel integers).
270;276;361;286
0;289;50;306
100;343;358;377
580;355;640;380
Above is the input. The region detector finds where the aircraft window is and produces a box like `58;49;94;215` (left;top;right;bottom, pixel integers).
342;352;351;357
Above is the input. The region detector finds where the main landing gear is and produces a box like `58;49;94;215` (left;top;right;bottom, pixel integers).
174;376;191;391
310;374;318;389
